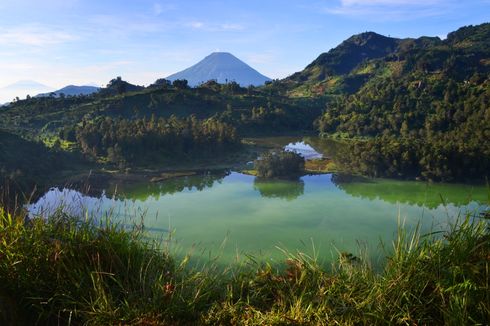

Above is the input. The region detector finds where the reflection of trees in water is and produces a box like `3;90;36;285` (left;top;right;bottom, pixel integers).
253;177;304;201
107;171;230;201
331;173;487;209
331;173;371;184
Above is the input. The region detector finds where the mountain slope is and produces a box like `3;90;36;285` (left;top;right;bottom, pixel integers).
288;32;403;83
314;23;490;180
166;52;271;87
37;85;100;98
281;24;488;97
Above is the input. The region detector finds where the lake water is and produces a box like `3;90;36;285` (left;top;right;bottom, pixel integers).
29;170;488;265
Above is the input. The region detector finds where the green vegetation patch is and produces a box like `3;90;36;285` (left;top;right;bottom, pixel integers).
254;150;305;178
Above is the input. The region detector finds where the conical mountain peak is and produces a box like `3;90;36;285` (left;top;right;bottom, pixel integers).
166;52;271;86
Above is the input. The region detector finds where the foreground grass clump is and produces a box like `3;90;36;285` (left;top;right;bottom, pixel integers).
0;208;224;325
0;206;489;325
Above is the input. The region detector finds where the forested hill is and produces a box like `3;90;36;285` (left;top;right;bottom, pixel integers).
289;32;405;81
0;130;69;194
278;23;489;97
313;23;490;181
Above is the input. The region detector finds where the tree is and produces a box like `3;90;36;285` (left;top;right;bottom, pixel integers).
172;79;189;90
254;150;305;178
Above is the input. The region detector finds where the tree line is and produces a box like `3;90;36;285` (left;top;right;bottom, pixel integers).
75;115;239;165
317;72;489;181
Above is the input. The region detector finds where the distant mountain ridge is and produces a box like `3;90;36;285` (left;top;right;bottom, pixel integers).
37;85;100;98
166;52;271;87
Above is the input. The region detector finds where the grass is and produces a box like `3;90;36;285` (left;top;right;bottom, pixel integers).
304;158;338;173
0;204;489;325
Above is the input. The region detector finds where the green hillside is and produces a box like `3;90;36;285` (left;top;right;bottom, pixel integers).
278;23;489;97
314;23;490;181
0;130;71;199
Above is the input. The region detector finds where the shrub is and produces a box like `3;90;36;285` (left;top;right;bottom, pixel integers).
254;150;305;178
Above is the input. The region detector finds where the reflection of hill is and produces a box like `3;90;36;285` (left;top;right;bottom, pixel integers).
332;174;488;209
253;177;304;201
106;171;229;201
302;137;345;159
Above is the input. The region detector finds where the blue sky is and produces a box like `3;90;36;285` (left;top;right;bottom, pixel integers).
0;0;488;100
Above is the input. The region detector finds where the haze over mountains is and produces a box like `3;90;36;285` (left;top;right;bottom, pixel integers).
0;80;53;104
166;52;272;87
0;52;271;103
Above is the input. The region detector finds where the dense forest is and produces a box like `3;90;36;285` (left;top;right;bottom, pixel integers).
0;130;79;204
319;74;489;180
74;115;239;165
313;23;490;181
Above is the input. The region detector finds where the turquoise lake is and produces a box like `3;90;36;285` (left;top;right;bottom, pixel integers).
29;170;488;265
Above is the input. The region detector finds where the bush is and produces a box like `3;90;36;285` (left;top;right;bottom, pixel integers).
254;150;305;178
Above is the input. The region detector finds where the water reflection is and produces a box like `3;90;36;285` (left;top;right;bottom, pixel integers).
331;173;488;209
253;177;305;201
106;171;229;201
284;141;323;160
29;188;109;219
302;137;344;159
28;170;488;265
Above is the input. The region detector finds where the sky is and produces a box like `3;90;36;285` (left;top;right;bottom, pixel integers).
0;0;489;102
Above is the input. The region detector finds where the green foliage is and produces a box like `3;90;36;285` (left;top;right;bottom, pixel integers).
254;150;305;178
0;130;78;198
172;79;189;89
217;104;323;135
100;76;144;95
315;23;490;180
334;134;489;181
289;31;402;82
75;115;239;165
0;76;323;143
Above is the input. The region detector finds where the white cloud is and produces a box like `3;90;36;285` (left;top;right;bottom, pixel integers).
220;24;244;31
153;3;164;15
0;25;76;47
96;61;134;72
185;21;244;32
245;52;275;65
152;2;176;15
88;15;166;35
326;0;453;20
187;21;205;29
341;0;442;5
